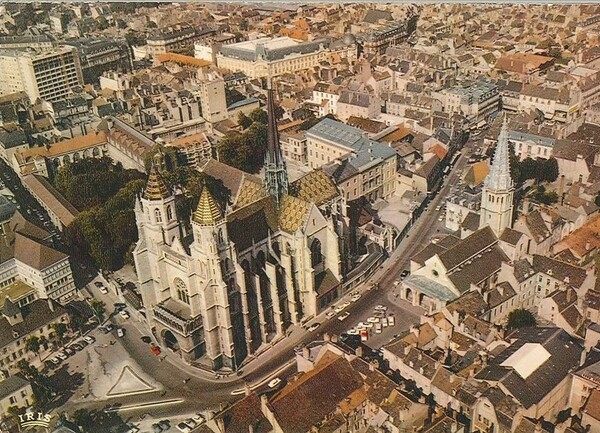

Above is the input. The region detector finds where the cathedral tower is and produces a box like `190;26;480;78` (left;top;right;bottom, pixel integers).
263;81;289;207
480;117;514;237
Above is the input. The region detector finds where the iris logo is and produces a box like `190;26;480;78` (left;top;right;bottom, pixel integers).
18;412;52;429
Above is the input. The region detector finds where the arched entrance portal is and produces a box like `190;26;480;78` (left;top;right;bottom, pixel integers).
163;330;179;351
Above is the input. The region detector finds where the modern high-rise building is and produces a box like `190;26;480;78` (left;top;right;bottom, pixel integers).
198;77;228;123
0;46;84;103
133;88;348;370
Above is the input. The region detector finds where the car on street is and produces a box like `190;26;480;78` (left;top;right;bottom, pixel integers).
158;420;170;431
117;328;124;338
307;323;320;332
388;315;395;326
341;302;351;309
375;305;387;311
56;352;68;361
64;347;74;356
44;360;55;370
69;344;83;352
83;336;95;344
141;336;152;344
346;328;359;335
184;419;198;429
191;414;205;424
294;343;305;352
103;324;114;333
151;344;161;356
338;312;350;321
119;310;130;319
114;303;126;311
334;305;345;314
77;340;88;348
176;423;192;433
268;377;282;388
99;286;109;294
400;270;410;279
438;215;444;222
381;318;388;327
367;316;380;324
375;323;382;334
50;357;61;365
326;311;337;319
351;293;361;302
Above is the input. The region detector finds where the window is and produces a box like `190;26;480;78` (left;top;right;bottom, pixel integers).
154;208;162;223
174;278;190;304
166;205;173;221
310;239;323;268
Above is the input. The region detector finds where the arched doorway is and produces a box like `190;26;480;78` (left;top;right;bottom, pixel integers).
405;288;413;302
163;329;179;351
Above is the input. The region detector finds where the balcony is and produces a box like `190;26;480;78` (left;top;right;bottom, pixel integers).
154;298;203;336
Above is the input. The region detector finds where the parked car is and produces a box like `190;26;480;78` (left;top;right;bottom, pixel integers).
64;347;74;356
44;360;55;370
117;328;125;338
56;352;68;361
400;270;410;279
70;344;83;351
99;286;109;294
184;419;198;429
307;323;320;332
83;336;95;344
338;312;350;321
326;311;337;319
151;345;161;356
141;336;152;344
50;357;61;365
375;323;382;334
351;293;361;302
268;377;282;388
176;423;192;433
334;305;345;314
103;324;114;333
77;340;88;348
191;414;205;424
158;420;170;431
367;316;380;324
119;310;130;319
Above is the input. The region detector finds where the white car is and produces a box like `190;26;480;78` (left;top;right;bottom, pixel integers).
375;305;387;311
83;336;95;344
381;318;389;328
334;305;345;314
326;311;337;319
338;312;350;321
438;215;444;222
191;414;205;424
117;328;124;338
341;302;351;309
56;352;68;361
393;280;400;286
346;328;359;335
351;293;361;302
358;321;373;329
119;310;130;319
375;323;382;334
307;323;320;332
367;316;380;324
99;286;108;294
268;377;282;388
184;419;198;429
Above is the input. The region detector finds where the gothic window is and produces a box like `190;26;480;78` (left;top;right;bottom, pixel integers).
310;238;323;268
166;205;173;221
174;278;190;304
218;229;224;244
155;208;162;223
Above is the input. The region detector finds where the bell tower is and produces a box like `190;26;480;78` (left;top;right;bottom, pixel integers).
480;117;514;236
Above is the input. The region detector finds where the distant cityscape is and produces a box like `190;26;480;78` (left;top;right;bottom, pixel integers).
1;2;600;433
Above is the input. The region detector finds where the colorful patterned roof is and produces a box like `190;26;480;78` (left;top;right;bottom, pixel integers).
193;185;224;226
235;177;267;209
279;195;311;233
290;169;338;206
143;164;171;201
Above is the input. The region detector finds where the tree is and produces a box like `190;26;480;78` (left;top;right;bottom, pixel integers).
96;16;110;31
73;409;94;433
506;309;536;331
147;20;158;28
248;108;268;125
238;112;253;130
17;361;54;406
51;323;68;347
25;336;42;361
90;300;106;324
69;312;87;337
116;19;127;29
538;157;559;183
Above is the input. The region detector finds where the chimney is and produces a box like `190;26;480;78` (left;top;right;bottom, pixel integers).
586;240;591;252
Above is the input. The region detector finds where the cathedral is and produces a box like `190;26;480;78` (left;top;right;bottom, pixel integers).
133;86;348;370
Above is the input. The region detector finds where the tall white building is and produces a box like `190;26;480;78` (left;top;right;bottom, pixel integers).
199;77;228;123
479;118;514;237
0;46;83;103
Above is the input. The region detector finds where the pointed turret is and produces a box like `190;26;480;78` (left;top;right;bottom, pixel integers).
193;183;224;226
263;80;289;207
485;117;513;192
143;155;171;200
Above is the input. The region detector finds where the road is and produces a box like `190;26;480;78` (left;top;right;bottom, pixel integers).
58;152;469;420
0;146;469;422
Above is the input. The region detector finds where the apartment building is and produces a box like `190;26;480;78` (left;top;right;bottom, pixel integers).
435;80;499;127
307;118;397;201
66;39;132;84
0;46;83;103
335;90;381;122
199;78;228;123
216;37;332;79
146;25;202;58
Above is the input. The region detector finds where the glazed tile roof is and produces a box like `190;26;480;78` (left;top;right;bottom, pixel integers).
235;177;267;209
142;164;171;201
279;195;311;233
290;169;338;206
192;185;224;226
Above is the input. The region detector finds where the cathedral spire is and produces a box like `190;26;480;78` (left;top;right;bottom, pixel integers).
485;116;513;192
264;79;289;207
193;182;224;226
143;154;171;200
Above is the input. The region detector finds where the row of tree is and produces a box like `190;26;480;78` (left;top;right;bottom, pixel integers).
506;145;559;185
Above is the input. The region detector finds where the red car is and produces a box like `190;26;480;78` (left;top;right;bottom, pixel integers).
151;345;161;356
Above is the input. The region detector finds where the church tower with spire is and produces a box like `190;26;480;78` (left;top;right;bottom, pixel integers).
479;117;515;236
263;80;289;206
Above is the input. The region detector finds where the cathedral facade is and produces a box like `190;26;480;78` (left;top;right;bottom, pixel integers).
133;88;347;370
